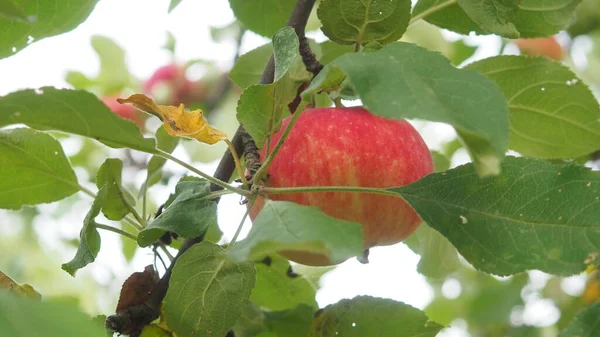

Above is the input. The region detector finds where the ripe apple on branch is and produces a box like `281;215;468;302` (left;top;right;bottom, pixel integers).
249;107;434;266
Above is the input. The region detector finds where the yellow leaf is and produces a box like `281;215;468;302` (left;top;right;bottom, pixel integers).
0;271;42;300
117;94;228;145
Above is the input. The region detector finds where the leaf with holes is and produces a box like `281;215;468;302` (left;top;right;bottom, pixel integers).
318;0;412;45
0;128;78;210
163;242;255;337
392;156;600;276
466;56;600;159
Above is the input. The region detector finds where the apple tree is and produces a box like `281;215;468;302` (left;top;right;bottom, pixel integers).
1;0;600;336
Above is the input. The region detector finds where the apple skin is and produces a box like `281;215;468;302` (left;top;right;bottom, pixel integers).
516;37;564;61
249;107;434;266
101;96;144;128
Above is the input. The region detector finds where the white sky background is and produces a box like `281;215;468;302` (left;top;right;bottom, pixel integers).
0;1;586;336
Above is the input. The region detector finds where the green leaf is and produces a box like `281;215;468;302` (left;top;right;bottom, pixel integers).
431;150;451;172
236;28;302;147
137;177;217;247
0;128;79;209
164;241;256;337
0;0;98;59
303;42;509;176
413;0;583;38
229;201;364;265
403;224;462;279
559;302;600;337
230;44;272;89
0;88;156;152
0;293;105;337
319;41;354;65
456;0;520;38
309;296;443;337
318;0;412;45
265;304;314;337
234;302;266;337
140;324;172;337
229;0;296;37
0;1;31;23
90;35;132;95
273;27;300;82
466;56;600;159
96;158;135;221
251;255;317;311
140;126;179;197
62;186;107;276
168;0;183;13
392;156;600;276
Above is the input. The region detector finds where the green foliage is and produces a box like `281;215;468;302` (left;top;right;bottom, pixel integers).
309;296;443;337
318;0;411;46
0;1;30;23
61;186;107;276
466;56;600;159
265;304;314;337
413;0;582;38
0;128;78;209
237;27;302;147
251;255;317;311
164;242;255;337
138;177;217;247
0;293;105;336
0;0;98;59
393;156;600;276
229;201;364;264
404;224;462;279
229;0;296;37
0;88;156;151
559;302;600;337
304;41;509;176
96;158;136;221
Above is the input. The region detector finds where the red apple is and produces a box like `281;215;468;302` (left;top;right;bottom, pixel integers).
516;37;564;61
249;107;434;266
101;95;144;128
143;64;195;105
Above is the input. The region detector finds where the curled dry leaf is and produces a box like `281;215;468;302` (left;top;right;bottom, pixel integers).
117;94;228;144
116;264;159;313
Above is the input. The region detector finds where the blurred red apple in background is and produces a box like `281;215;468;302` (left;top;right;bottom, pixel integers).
102;95;144;129
516;37;564;61
143;63;196;105
249;107;434;266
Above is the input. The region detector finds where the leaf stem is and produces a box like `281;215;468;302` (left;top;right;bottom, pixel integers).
227;197;255;250
252;109;305;183
154;149;250;196
77;184;96;199
409;0;456;25
158;243;174;262
123;215;144;231
225;139;249;185
95;224;137;241
262;185;401;197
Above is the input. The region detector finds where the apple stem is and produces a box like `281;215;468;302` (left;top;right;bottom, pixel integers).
155;149;250;196
262;185;400;197
225;139;250;185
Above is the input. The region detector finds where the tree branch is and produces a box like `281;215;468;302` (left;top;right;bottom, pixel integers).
105;1;319;334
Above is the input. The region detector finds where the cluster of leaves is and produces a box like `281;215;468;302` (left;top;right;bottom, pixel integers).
2;0;600;337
